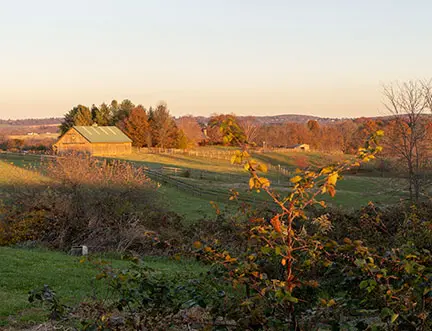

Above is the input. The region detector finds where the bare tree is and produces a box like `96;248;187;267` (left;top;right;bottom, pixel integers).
383;80;432;201
238;117;261;144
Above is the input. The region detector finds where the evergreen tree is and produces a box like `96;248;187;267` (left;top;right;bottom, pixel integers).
112;99;135;124
59;105;92;135
93;103;112;126
74;105;93;126
59;107;78;135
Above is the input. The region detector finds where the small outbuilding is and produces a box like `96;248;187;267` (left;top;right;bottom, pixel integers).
53;126;132;156
287;144;310;151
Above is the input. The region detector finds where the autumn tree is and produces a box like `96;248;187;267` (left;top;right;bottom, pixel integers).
177;130;190;149
176;116;203;147
383;80;432;200
306;119;320;132
7;138;24;150
352;119;380;152
208;114;245;146
335;120;358;154
306;120;321;149
149;103;178;148
119;105;150;148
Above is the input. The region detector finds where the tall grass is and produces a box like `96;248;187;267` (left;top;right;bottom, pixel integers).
1;154;185;252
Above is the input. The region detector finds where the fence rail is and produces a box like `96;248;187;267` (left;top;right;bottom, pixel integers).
141;167;260;205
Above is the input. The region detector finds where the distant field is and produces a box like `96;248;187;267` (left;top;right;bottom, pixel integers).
7;133;58;140
0;123;59;137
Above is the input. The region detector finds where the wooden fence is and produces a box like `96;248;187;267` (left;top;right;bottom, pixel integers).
142;167;260;204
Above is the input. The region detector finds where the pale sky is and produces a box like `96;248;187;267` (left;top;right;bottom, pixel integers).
1;0;432;119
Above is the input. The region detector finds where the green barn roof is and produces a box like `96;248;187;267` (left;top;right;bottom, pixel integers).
73;126;132;143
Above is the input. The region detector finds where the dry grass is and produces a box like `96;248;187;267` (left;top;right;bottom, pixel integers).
0;161;48;186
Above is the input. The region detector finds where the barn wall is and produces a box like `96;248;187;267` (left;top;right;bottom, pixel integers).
54;129;92;154
91;143;132;156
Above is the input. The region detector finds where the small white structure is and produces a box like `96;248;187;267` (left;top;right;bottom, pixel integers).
287;144;310;151
70;245;89;256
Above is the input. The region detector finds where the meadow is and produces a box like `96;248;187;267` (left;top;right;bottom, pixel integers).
0;149;407;222
115;150;407;217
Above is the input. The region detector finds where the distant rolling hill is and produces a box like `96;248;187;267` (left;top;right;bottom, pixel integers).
195;114;343;125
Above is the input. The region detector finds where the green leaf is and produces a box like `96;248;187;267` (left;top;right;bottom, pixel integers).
285;294;298;303
261;246;271;254
391;313;399;323
380;307;394;318
359;280;369;289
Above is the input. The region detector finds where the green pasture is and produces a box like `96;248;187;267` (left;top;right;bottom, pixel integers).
0;151;408;222
116;151;407;212
0;247;206;328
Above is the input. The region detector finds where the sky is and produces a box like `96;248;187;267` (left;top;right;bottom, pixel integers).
1;0;432;119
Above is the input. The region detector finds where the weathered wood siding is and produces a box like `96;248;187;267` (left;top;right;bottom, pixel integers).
54;128;92;154
90;142;132;156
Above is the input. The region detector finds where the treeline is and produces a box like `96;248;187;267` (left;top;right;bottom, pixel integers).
60;100;203;149
205;115;394;154
60;99;432;155
208;115;432;158
0;118;61;126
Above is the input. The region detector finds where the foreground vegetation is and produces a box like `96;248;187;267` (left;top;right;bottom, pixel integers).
0;247;206;329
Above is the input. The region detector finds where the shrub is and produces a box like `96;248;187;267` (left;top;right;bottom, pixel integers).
1;154;186;253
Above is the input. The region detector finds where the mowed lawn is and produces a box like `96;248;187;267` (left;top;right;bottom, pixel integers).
0;247;206;328
0;247;105;327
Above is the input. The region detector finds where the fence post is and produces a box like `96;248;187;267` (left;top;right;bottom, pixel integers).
278;164;281;184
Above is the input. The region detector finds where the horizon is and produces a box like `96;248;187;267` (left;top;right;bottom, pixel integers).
2;1;432;119
0;112;398;122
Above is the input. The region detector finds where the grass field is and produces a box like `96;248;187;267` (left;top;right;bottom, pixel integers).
115;151;407;211
0;150;408;222
0;247;206;328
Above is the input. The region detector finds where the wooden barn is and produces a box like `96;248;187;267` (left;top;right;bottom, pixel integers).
53;126;132;156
